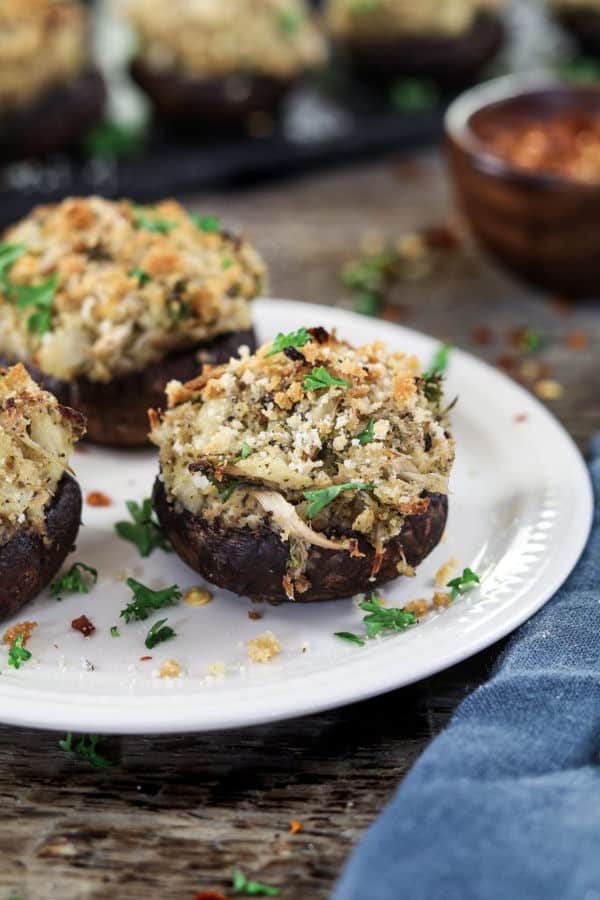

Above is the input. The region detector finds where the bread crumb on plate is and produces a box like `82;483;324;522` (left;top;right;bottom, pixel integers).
247;631;281;663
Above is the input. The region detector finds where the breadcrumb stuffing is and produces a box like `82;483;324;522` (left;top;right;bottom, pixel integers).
433;591;452;609
326;0;503;38
0;364;84;543
404;598;430;617
435;557;459;588
184;586;213;607
2;620;37;646
0;197;265;383
247;631;281;663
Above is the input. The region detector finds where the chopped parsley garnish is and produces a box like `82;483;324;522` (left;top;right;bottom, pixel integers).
232;870;280;897
133;207;177;234
120;578;182;624
7;633;32;670
190;212;221;233
521;328;544;353
129;267;151;285
0;242;27;275
447;567;481;601
115;498;172;557
423;343;452;379
84;119;148;159
7;273;58;335
341;249;398;317
390;77;439;113
239;442;252;460
58;732;112;769
221;256;234;270
265;327;311;358
277;8;304;35
359;597;416;638
303;366;350;392
334;631;366;647
144;618;176;650
357;418;375;445
303;481;375;518
51;562;98;601
110;626;120;638
334;595;417;646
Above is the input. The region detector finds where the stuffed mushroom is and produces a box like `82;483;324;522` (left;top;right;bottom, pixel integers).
125;0;328;129
0;0;105;161
0;197;265;447
0;363;85;620
324;0;505;85
150;327;454;603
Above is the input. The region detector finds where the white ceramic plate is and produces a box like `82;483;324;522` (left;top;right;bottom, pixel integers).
0;299;593;734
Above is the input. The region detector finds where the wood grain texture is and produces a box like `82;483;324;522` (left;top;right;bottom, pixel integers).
0;153;598;900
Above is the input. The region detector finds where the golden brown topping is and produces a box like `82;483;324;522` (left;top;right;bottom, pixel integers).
0;1;88;110
325;0;504;39
126;0;327;80
0;197;265;383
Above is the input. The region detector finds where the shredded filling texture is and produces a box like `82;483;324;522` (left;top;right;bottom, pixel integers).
151;328;454;557
0;363;85;545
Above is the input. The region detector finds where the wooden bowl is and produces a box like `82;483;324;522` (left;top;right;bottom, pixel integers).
446;76;600;297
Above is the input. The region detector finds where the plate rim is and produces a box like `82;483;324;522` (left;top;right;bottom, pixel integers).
0;298;593;734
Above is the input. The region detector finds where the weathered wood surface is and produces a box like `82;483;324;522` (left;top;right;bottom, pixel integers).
0;154;598;900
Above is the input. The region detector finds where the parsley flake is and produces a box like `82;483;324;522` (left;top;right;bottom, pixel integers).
121;579;182;624
4;273;58;335
221;256;234;270
423;343;452;379
7;633;32;670
303;481;375;518
115;498;172;557
239;442;252;460
390;77;439;113
359;597;416;638
58;732;112;769
277;8;304;35
190;212;221;233
232;869;280;896
357;418;375;444
447;567;481;601
133;207;177;234
129;267;151;285
303;366;350;392
334;632;365;646
265;327;311;358
51;562;98;601
110;626;120;638
144;618;176;650
0;242;27;275
84;120;148;159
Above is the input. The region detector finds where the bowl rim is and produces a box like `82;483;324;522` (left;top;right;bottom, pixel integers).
444;72;600;191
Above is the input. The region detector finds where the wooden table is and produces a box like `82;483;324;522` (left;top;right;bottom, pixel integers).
1;154;598;900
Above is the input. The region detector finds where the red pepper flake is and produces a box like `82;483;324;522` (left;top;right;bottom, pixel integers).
289;819;304;834
472;325;494;345
193;892;227;900
86;491;113;507
565;330;590;350
514;413;529;423
248;610;263;621
421;224;462;251
71;615;95;638
139;656;153;662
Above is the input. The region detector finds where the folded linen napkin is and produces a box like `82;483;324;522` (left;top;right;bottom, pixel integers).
334;437;600;900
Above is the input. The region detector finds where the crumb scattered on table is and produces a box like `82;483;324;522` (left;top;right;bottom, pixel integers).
184;587;213;607
435;557;459;588
158;658;183;678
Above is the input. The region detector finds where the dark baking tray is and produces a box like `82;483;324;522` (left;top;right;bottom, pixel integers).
0;74;446;228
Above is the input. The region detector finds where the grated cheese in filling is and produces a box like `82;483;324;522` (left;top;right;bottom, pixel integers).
0;363;85;545
325;0;504;39
0;1;89;112
0;197;266;383
150;328;455;551
125;0;328;80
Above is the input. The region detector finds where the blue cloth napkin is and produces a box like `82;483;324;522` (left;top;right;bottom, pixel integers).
334;437;600;900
